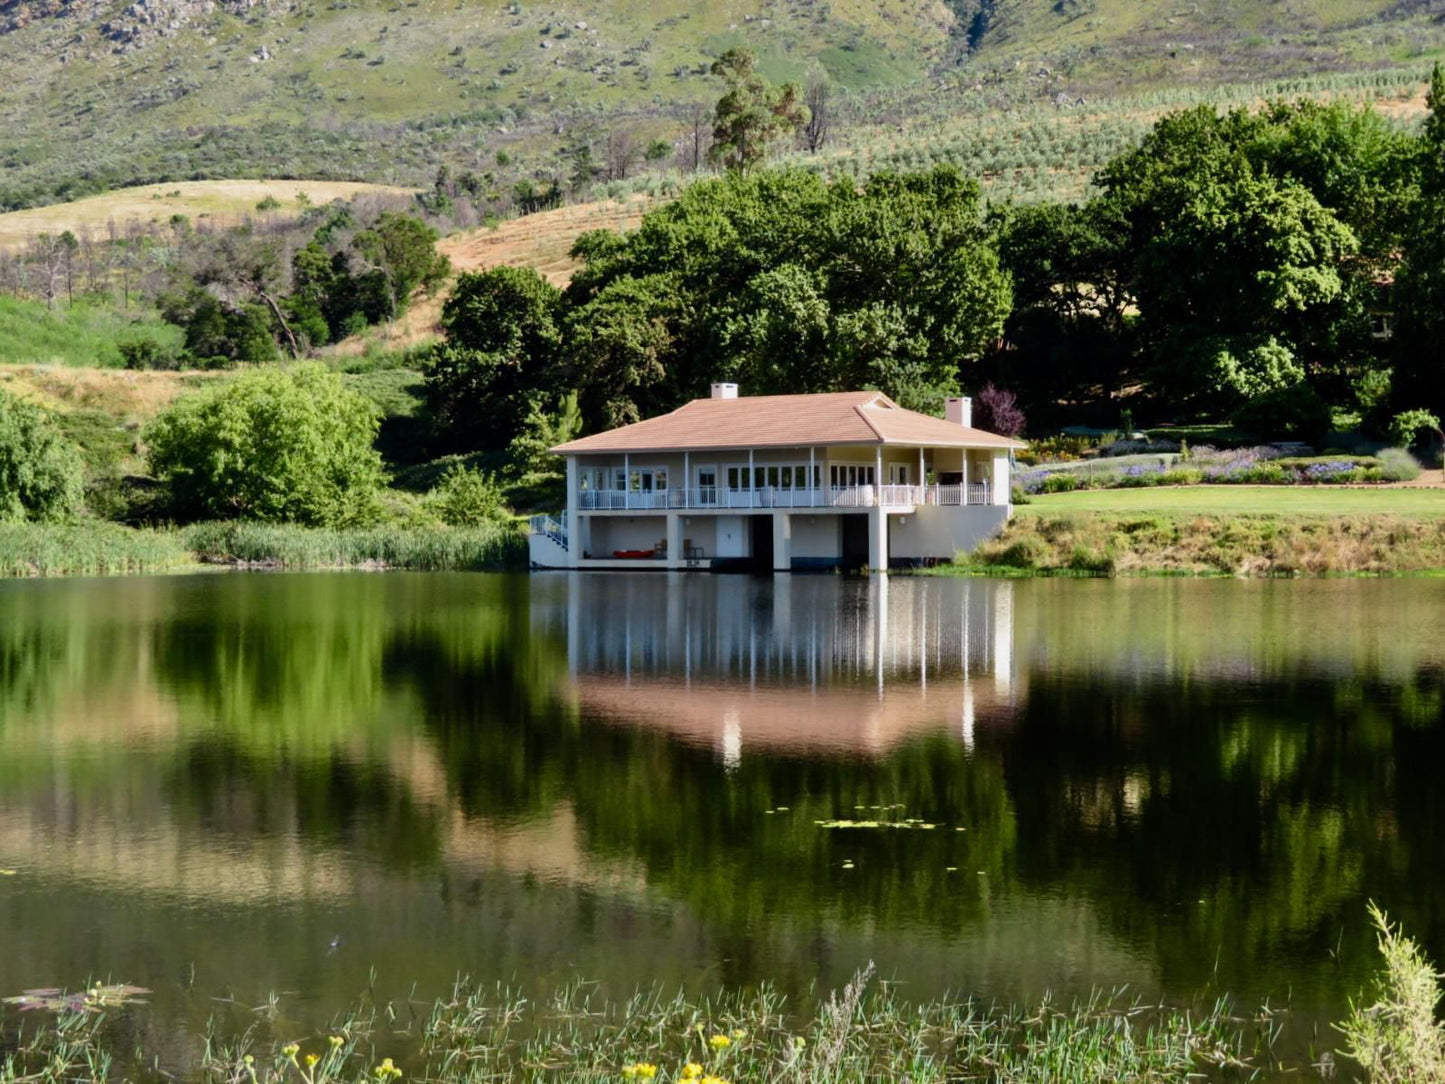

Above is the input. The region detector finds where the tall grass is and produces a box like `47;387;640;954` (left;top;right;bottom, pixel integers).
0;522;192;576
0;296;184;368
1;968;1265;1084
182;520;525;571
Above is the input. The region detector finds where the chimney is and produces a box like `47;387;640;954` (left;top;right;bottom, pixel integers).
945;396;972;427
710;382;739;400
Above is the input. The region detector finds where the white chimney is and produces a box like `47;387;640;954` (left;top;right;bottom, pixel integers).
710;382;739;400
945;396;972;427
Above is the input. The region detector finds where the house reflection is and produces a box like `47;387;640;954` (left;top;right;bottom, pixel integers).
538;573;1020;758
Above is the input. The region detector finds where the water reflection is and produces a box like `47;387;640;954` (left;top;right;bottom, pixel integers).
542;573;1018;756
0;574;1443;1077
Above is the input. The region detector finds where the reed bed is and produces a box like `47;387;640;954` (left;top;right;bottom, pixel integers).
0;522;193;577
0;521;526;577
181;521;526;572
1;968;1273;1084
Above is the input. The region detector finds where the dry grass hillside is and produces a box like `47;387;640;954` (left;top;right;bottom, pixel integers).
0;181;417;250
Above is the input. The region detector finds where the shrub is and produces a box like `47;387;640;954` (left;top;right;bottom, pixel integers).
0;389;85;523
1378;448;1422;482
1016;434;1096;465
1041;472;1082;493
429;465;512;528
145;364;387;526
1338;903;1445;1084
1388;409;1441;452
973;383;1026;437
1231;382;1331;442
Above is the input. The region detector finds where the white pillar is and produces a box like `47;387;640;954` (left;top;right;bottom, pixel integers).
874;445;883;506
683;450;690;508
991;450;1011;507
772;511;791;572
623;452;630;510
809;446;816;506
565;456;581;569
748;448;755;508
666;512;683;570
868;506;889;572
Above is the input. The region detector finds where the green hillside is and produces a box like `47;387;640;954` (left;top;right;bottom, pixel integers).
1;0;1443;209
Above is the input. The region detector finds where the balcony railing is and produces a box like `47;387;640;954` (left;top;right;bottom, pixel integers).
575;482;992;512
528;513;568;549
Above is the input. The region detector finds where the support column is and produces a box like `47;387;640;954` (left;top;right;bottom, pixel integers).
867;506;889;572
772;511;791;572
666;512;684;571
565;457;580;569
991;451;1011;507
874;445;883;506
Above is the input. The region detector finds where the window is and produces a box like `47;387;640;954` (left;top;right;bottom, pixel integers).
830;465;875;487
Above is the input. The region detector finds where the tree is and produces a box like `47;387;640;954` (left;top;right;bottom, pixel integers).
802;71;830;153
350;212;450;327
682;101;712;173
973;384;1025;437
0;389;85;522
605;129;639;181
145;364;387;525
565;166;1010;425
707;49;810;173
424;266;565;450
1393;64;1445;415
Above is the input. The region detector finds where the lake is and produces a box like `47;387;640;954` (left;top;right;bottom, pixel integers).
1;572;1442;1074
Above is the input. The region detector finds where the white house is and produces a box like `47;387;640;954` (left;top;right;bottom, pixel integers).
528;384;1025;572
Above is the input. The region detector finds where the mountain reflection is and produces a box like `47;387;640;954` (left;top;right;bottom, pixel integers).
0;573;1442;1061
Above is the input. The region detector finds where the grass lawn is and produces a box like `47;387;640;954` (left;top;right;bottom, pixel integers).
1019;485;1445;518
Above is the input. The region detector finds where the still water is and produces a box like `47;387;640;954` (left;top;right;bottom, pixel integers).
0;572;1442;1069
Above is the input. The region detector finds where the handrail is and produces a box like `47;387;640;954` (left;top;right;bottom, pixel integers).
528;513;568;550
574;484;995;512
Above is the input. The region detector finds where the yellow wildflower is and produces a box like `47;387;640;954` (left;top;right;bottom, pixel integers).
305;1054;320;1069
282;1044;300;1061
707;1034;731;1050
682;1062;704;1079
729;1029;747;1041
373;1058;402;1081
620;1064;657;1080
329;1036;345;1049
700;1077;730;1084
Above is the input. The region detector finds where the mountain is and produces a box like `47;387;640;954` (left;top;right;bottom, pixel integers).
2;0;1442;209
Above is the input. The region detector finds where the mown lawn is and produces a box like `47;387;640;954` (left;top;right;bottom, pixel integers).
1019;485;1445;518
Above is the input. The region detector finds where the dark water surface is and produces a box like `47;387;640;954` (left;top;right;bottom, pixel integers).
1;572;1442;1070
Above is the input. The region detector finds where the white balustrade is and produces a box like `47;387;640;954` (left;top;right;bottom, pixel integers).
572;481;993;512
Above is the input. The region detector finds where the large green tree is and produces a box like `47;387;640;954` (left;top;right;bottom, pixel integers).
424;266;565;450
0;389;84;523
562;166;1011;427
145;364;387;525
1393;63;1445;416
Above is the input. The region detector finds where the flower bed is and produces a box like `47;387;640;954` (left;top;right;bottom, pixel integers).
1016;447;1417;496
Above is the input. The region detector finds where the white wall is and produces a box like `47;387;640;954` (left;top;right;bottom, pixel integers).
677;517;718;558
586;516;668;555
889;505;1011;560
790;515;840;559
715;515;748;558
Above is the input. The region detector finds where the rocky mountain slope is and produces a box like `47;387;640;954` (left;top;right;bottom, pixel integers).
1;0;1442;210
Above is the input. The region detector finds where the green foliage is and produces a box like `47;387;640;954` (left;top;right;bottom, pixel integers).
160;288;275;365
0;521;190;576
0;389;85;522
425;265;565;451
182;519;523;570
565;166;1010;426
1387;409;1441;451
350;212;452;321
427;465;511;528
145;364;387;526
708;48;810;173
0;296;186;369
1338;903;1445;1084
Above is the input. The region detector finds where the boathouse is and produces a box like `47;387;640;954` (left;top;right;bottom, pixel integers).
528;385;1025;571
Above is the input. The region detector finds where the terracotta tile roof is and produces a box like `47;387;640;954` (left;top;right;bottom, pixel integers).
553;391;1027;454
